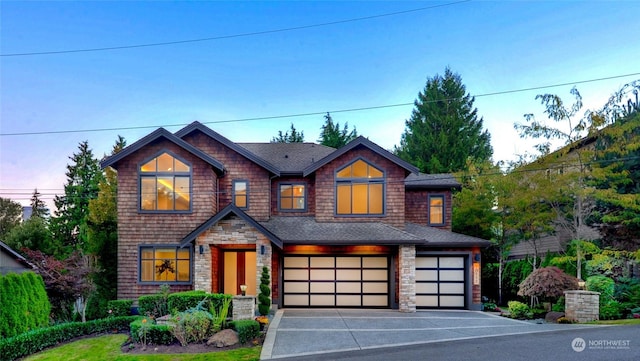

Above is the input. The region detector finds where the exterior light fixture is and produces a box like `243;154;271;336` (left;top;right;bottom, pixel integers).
578;279;586;290
199;245;204;254
240;284;247;296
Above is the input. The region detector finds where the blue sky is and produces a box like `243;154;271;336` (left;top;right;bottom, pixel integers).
1;1;639;209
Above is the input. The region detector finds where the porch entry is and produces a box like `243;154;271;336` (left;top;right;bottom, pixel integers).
222;250;256;296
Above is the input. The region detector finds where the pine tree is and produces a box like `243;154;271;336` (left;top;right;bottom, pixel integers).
271;123;304;143
395;67;492;173
30;189;50;219
50;141;103;257
318;113;358;148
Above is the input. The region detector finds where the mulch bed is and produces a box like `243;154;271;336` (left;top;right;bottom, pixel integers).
120;333;265;355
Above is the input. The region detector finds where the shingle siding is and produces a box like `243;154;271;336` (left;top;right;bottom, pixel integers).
405;190;453;230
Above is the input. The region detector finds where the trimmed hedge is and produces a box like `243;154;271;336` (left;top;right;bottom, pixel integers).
138;293;168;319
0;316;137;361
229;320;260;343
0;272;51;338
129;318;174;345
107;299;133;317
167;291;232;314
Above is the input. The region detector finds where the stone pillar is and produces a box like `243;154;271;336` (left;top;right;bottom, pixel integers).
564;290;600;323
232;296;256;321
399;245;416;313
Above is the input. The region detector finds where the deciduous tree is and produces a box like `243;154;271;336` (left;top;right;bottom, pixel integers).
0;197;22;239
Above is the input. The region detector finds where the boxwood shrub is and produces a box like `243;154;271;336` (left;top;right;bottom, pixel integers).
107;299;133;317
129;318;174;345
229;320;260;343
0;316;137;361
166;291;233;315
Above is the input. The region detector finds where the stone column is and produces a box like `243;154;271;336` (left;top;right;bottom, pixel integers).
564;290;600;323
232;296;256;321
399;245;416;313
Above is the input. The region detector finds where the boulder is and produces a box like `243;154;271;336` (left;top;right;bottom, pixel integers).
207;329;239;348
545;311;565;323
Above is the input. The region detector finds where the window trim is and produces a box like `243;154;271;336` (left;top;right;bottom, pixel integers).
232;180;249;210
428;194;446;226
138;150;193;214
334;157;386;217
138;244;193;285
278;182;308;212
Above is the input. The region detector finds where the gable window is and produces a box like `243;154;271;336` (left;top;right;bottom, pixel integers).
428;194;445;226
140;152;191;211
336;159;384;215
139;245;191;283
279;183;306;211
233;180;248;209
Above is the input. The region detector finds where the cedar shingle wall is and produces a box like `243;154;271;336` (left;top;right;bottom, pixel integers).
182;132;270;221
115;139;217;301
270;176;316;216
405;189;453;230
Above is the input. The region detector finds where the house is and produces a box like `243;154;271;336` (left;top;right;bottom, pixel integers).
0;241;34;275
101;121;489;311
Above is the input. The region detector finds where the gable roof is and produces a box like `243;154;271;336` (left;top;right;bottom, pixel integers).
179;204;283;249
405;173;462;190
100;127;225;173
0;240;35;272
302;136;420;176
405;223;490;247
238;142;335;175
174;121;281;175
260;217;423;245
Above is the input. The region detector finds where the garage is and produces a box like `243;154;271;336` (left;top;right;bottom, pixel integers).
416;255;466;308
282;255;389;307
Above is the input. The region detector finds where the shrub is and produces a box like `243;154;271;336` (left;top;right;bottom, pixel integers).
130;318;174;346
586;275;615;305
556;317;573;324
508;300;530;319
107;299;132;317
518;267;578;299
502;259;533;301
230;320;260;343
600;301;624;320
167;291;232;315
0;316;136;361
138;285;170;318
614;277;640;302
624;284;640;306
483;301;499;312
258;266;271;316
552;297;565;312
0;272;51;339
169;310;213;346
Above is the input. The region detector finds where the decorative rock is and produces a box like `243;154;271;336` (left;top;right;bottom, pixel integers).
545;311;565;323
207;329;239;348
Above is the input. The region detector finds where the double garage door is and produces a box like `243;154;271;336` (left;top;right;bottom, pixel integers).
283;256;389;307
416;255;466;308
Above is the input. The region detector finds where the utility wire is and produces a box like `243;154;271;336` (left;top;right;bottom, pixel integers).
0;1;470;57
2;72;639;137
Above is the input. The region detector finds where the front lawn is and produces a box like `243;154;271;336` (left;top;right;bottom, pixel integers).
592;318;640;326
23;334;261;361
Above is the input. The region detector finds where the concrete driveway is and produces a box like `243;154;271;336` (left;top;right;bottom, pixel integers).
260;309;600;359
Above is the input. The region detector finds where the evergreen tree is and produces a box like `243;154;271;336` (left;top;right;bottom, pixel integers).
395;67;492;173
271;123;304;143
4;216;54;255
318;113;358;148
30;189;50;219
86;136;125;318
0;197;22;239
50;141;103;257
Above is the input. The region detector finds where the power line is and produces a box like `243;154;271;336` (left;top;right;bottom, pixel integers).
2;72;639;137
0;1;470;57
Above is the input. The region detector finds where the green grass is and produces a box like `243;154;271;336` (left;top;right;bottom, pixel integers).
23;334;261;361
593;318;640;325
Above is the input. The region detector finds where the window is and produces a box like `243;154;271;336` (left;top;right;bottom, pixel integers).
233;180;248;209
429;194;445;226
336;159;384;215
139;245;191;283
279;183;306;211
140;152;191;211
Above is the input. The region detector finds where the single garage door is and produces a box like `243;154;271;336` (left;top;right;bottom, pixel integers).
283;256;389;307
416;256;466;308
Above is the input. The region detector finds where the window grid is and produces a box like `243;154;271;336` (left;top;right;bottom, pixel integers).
335;159;385;216
139;152;191;212
279;183;307;211
233;180;249;209
428;194;445;226
139;245;192;284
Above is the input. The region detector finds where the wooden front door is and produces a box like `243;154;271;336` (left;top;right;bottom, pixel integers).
222;251;256;296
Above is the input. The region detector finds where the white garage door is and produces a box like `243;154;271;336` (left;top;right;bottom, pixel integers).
283;256;389;307
416;256;466;308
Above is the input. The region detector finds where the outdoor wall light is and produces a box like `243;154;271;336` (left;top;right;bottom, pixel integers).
240;284;247;296
474;253;481;262
199;245;204;254
260;244;266;255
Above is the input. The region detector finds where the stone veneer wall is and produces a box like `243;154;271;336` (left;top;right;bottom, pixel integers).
399;245;416;312
232;296;256;320
564;290;600;323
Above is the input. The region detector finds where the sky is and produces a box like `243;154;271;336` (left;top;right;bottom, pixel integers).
1;1;639;210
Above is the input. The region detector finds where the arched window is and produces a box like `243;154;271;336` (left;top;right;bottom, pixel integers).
139;152;191;211
336;159;384;215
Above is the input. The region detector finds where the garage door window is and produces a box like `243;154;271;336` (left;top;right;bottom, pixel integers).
416;256;465;308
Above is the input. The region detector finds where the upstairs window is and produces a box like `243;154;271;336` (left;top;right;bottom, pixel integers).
279;183;306;211
233;180;248;209
140;152;191;211
336;159;384;215
428;194;445;226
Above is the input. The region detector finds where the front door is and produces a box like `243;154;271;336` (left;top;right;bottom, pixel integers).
223;251;256;296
